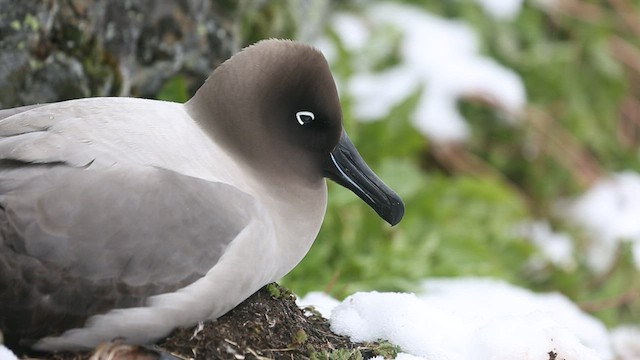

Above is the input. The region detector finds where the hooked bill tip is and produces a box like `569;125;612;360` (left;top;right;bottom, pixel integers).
384;196;405;226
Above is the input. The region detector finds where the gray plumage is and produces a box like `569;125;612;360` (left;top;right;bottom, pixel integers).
0;39;404;353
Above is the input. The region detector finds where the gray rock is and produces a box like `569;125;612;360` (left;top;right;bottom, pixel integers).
0;0;335;108
0;0;238;107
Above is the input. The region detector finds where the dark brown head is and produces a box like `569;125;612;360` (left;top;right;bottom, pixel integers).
187;39;403;225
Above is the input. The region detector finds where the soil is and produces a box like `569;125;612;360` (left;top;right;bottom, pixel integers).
27;284;384;360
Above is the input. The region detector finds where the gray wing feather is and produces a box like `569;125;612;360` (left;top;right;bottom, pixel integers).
0;112;107;167
0;104;50;121
0;132;85;165
0;100;253;346
2;164;254;285
0;99;167;168
0;164;257;345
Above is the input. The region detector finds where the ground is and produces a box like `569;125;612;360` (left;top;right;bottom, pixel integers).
23;284;390;360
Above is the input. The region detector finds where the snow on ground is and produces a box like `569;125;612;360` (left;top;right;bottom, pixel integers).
299;278;616;360
297;291;340;319
472;0;524;20
610;326;640;359
566;171;640;272
319;2;526;143
516;221;575;270
0;346;18;360
308;4;637;359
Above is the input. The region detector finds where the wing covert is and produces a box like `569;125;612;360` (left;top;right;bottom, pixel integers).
0;164;258;345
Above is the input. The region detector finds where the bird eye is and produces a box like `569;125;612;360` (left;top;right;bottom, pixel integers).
296;111;315;125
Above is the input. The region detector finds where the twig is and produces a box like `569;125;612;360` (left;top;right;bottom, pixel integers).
525;106;603;188
609;35;640;75
246;347;273;360
617;95;640;149
552;0;604;24
579;286;640;312
607;0;640;38
165;351;192;360
264;347;297;352
430;142;535;209
323;269;341;295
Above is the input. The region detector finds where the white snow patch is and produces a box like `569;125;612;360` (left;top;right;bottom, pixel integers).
610;326;640;360
473;0;524;20
516;221;575;269
314;37;338;66
302;278;613;360
419;278;611;359
331;291;466;359
567;171;640;272
331;13;370;52
349;67;420;122
325;3;526;143
296;291;340;319
0;346;18;360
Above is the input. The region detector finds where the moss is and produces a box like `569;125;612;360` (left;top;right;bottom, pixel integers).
23;14;40;31
9;20;21;31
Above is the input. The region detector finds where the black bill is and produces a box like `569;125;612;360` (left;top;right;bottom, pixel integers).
323;130;404;226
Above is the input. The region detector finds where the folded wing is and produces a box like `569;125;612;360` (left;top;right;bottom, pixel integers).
0;104;257;347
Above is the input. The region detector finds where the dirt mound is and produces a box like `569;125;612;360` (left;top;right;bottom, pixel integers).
28;284;395;360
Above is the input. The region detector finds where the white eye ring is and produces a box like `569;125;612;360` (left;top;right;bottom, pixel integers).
296;111;315;125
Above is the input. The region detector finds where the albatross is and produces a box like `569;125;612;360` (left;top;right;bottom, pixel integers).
0;39;404;353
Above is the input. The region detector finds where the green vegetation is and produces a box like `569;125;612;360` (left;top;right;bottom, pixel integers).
279;1;640;328
369;340;401;358
156;76;190;103
151;0;640;331
292;328;309;345
310;348;364;360
309;340;400;360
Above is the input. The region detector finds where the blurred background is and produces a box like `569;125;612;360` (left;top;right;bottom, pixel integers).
1;0;639;332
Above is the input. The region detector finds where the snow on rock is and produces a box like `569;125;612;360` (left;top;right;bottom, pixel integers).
301;278;612;360
0;346;18;360
323;2;526;143
472;0;524;20
567;171;640;272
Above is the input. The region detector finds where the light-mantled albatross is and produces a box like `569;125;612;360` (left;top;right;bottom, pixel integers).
0;39;404;353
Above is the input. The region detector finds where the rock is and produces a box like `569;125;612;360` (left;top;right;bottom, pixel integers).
0;0;238;107
0;0;334;108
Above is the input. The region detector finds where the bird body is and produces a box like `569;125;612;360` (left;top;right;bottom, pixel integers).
0;40;403;352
